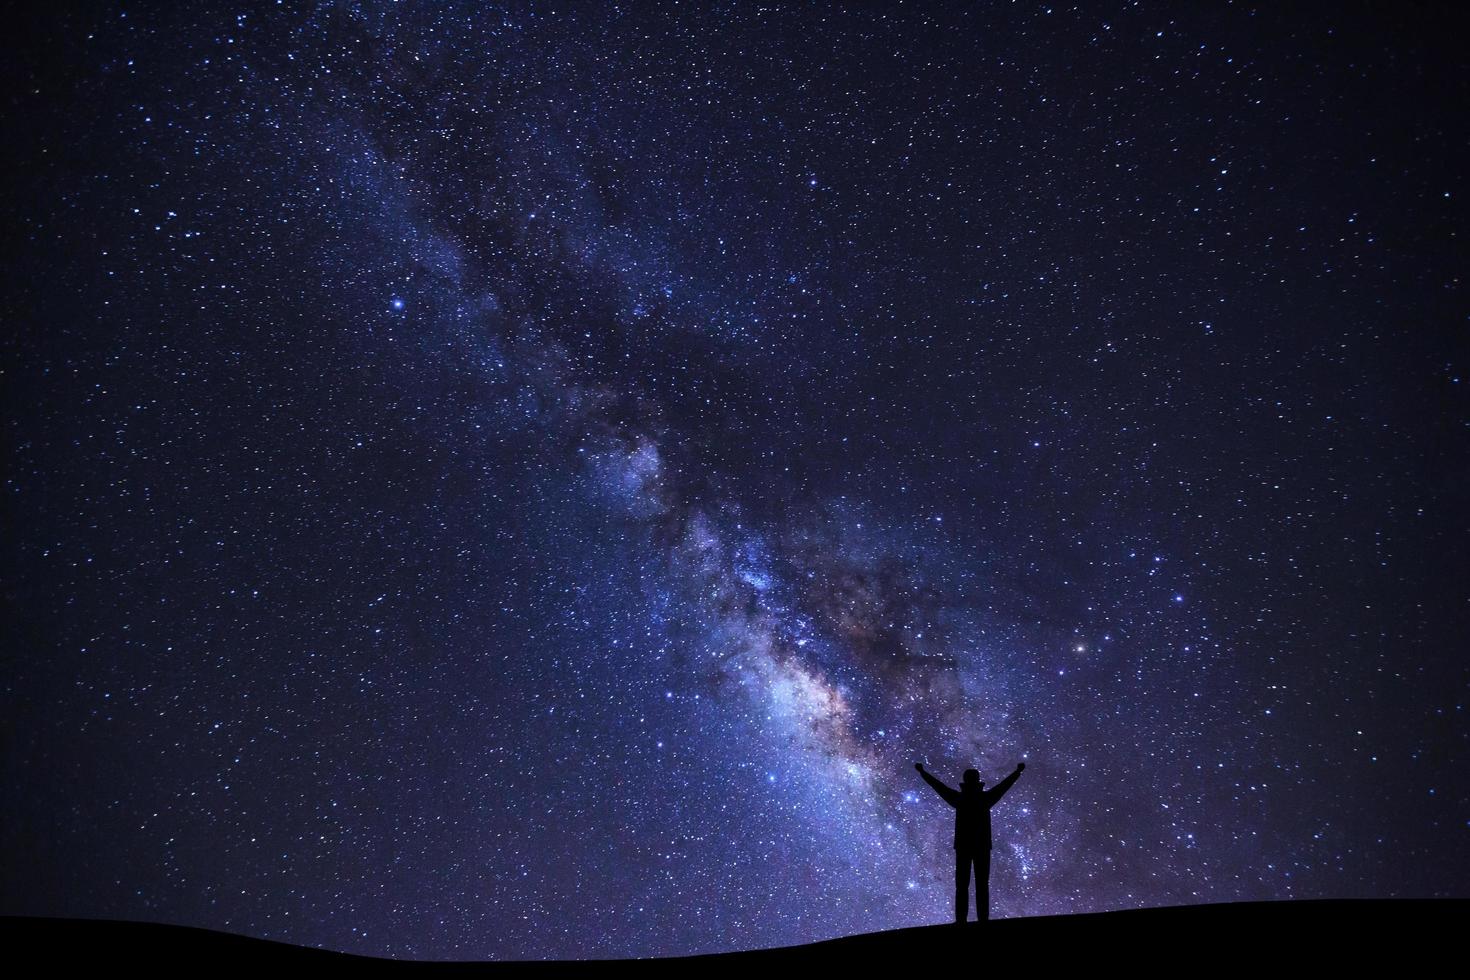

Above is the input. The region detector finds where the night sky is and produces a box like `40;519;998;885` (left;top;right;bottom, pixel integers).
3;0;1467;961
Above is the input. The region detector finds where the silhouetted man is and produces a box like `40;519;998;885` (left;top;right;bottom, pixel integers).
915;760;1025;923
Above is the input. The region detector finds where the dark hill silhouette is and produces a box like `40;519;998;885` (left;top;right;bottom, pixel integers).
2;900;1462;969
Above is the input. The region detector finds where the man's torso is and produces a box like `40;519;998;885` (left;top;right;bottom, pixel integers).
952;795;992;851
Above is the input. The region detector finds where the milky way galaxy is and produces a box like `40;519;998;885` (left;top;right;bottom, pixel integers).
3;1;1466;960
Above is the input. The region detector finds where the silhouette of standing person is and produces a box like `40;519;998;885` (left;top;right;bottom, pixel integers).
915;760;1025;923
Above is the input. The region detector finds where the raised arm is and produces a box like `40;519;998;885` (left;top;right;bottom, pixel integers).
985;762;1025;806
915;763;961;807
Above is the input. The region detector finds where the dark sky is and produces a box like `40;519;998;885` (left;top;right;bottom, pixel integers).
3;0;1467;961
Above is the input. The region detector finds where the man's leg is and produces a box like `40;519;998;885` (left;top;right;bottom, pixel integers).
954;849;971;923
978;847;992;921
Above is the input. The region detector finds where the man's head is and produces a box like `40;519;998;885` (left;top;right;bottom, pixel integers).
962;768;984;789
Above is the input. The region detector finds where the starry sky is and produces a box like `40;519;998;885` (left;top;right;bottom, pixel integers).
3;0;1467;961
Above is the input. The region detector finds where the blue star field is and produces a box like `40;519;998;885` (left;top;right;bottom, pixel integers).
2;0;1466;961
